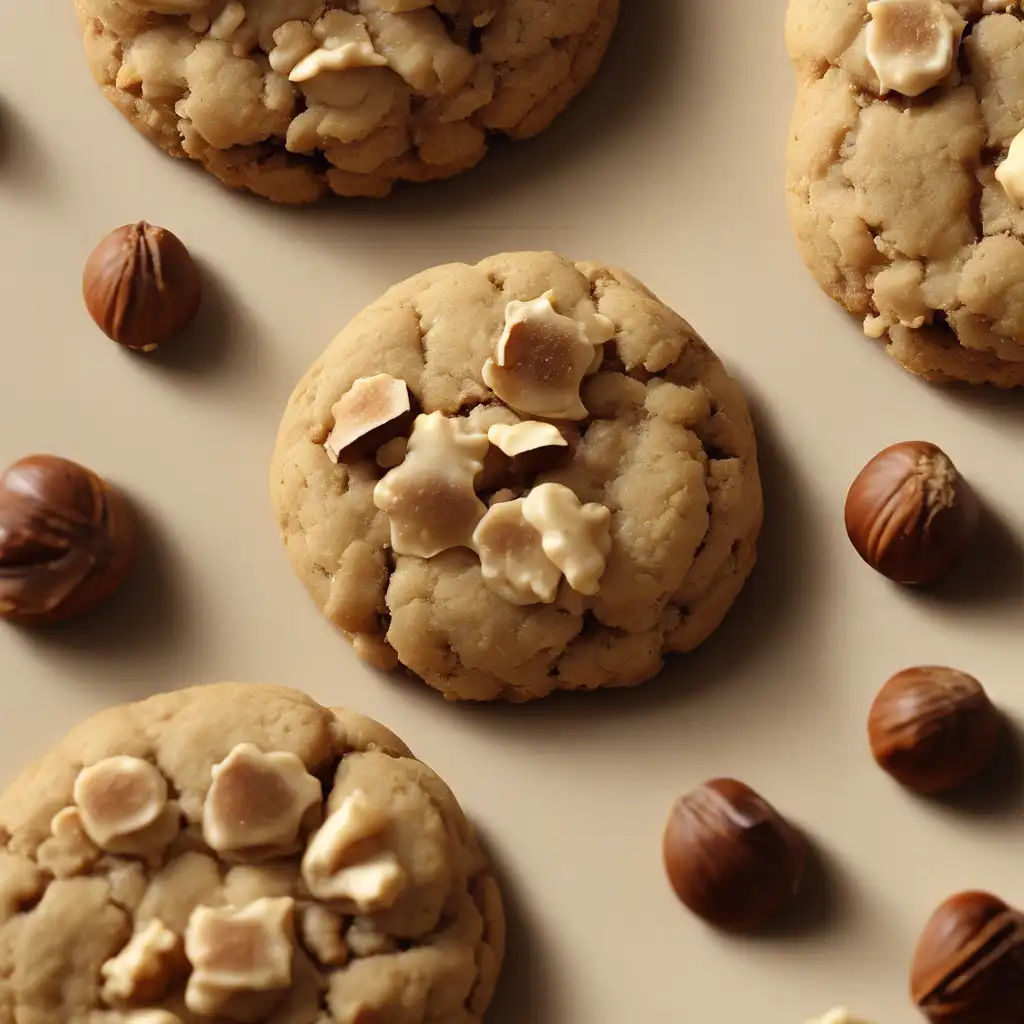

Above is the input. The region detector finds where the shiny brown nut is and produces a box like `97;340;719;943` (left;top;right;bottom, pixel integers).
662;778;807;932
83;221;202;352
911;890;1024;1024
844;441;978;585
0;455;138;625
868;667;1002;795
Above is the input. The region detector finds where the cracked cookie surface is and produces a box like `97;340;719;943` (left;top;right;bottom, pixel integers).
786;0;1024;386
270;251;763;702
0;682;503;1023
74;0;619;202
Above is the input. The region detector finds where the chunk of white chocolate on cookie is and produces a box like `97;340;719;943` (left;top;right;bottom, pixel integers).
289;12;389;82
373;411;489;558
487;420;568;458
482;292;614;420
806;1011;876;1024
324;374;413;463
996;129;1024;208
203;744;322;856
301;789;405;911
865;0;963;97
101;918;182;1005
473;499;562;605
521;483;612;596
184;897;295;1015
73;756;180;858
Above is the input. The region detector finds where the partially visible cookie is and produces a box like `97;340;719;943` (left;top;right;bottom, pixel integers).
785;0;1024;386
270;251;763;702
0;683;504;1023
73;0;619;202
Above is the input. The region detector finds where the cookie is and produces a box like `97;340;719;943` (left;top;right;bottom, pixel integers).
785;0;1024;386
74;0;619;202
0;683;504;1023
270;251;763;702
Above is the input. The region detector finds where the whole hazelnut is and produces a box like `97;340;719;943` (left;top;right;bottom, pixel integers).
662;778;807;932
868;667;1002;795
83;221;202;352
0;455;138;624
844;441;978;585
911;890;1024;1024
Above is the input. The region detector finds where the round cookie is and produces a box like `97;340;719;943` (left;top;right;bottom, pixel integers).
0;683;504;1023
786;0;1024;386
74;0;619;202
270;251;763;702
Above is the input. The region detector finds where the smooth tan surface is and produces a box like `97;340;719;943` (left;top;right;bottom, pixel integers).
1;3;1023;1023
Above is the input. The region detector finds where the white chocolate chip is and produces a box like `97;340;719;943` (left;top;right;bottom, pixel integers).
290;11;388;81
487;421;567;458
521;483;612;596
373;412;489;558
301;789;405;911
101;919;181;1006
472;498;562;605
184;898;295;1015
996;129;1024;208
324;374;413;463
73;757;170;850
208;1;246;40
482;292;613;420
202;744;322;855
299;904;349;966
865;0;962;97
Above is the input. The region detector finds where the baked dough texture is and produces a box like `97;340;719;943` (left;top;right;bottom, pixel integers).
73;0;619;202
786;0;1024;386
0;683;504;1023
270;251;764;702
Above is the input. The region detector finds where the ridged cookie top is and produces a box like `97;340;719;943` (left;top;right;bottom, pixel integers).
0;683;503;1023
271;251;763;701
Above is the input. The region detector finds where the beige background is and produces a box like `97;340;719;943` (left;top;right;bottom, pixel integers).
2;2;1024;1021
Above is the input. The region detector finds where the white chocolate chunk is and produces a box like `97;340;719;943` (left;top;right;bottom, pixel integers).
482;292;613;420
996;129;1024;208
208;1;246;40
269;21;318;76
203;744;322;855
373;412;488;558
324;374;412;463
806;1011;876;1024
865;0;962;97
184;898;295;1015
301;790;406;911
290;11;388;81
73;757;169;849
473;499;562;605
101;919;181;1005
521;483;612;596
487;421;567;458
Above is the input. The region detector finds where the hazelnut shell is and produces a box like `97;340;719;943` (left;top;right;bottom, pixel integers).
844;441;978;585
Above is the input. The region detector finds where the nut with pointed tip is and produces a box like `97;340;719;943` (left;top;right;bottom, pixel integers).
0;455;138;625
83;221;201;352
868;667;1002;795
911;890;1024;1024
844;441;978;585
662;778;807;932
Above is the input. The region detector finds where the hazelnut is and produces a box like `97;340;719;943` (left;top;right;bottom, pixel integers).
0;455;138;625
83;221;201;352
868;667;1002;795
911;890;1024;1024
844;441;978;585
662;778;807;932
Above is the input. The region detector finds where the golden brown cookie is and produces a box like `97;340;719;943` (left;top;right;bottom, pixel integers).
270;251;763;701
74;0;619;201
0;683;504;1023
785;0;1024;386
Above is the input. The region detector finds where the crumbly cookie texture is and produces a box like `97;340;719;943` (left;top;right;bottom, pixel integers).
0;683;504;1023
270;251;763;702
785;0;1024;386
73;0;620;202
